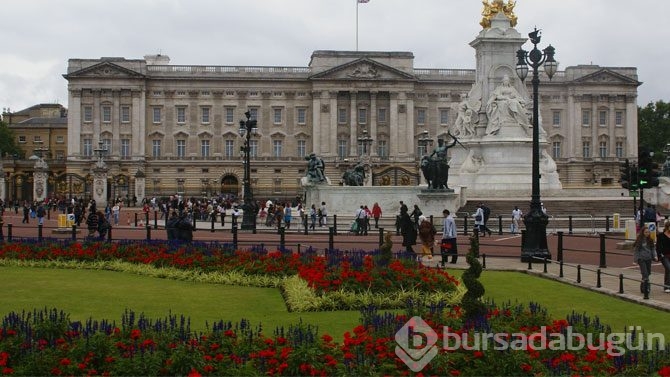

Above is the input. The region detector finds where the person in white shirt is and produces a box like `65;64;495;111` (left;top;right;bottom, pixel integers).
441;209;458;265
511;206;522;234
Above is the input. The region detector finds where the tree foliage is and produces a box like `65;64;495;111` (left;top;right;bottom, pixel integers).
0;118;23;158
638;100;670;161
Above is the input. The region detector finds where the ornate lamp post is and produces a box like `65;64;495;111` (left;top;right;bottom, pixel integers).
515;28;557;262
238;111;259;231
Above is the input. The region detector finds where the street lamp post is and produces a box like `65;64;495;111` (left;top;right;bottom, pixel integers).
515;28;557;262
238;111;259;232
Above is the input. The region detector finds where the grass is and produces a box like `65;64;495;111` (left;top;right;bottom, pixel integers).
1;266;669;340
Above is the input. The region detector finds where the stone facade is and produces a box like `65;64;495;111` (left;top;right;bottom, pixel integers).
61;49;639;202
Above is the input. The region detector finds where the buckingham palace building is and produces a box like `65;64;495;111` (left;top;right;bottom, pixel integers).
62;50;640;203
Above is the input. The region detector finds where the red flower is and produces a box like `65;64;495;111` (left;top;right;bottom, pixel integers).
520;363;533;372
59;358;71;366
449;370;461;376
659;366;670;377
130;329;141;340
321;334;333;343
187;368;202;377
473;351;484;358
2;368;13;375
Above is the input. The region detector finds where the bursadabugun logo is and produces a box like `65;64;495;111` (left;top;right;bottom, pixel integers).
394;316;438;372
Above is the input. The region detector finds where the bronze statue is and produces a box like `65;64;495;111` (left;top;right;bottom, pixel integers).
421;134;458;190
342;162;365;186
305;153;326;183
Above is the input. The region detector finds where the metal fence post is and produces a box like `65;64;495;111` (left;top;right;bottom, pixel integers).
211;214;215;232
463;214;468;236
38;224;43;241
154;211;158;230
605;215;610;232
7;224;12;242
279;226;286;250
232;224;238;249
71;225;77;241
498;215;503;235
378;227;384;246
568;215;573;235
134;212;138;227
557;231;564;262
599;233;607;268
333;215;338;235
146;225;151;241
328;227;334;251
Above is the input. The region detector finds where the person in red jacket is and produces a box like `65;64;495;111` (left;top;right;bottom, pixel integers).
371;202;382;229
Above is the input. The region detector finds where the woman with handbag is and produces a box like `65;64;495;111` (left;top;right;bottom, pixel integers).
473;204;485;237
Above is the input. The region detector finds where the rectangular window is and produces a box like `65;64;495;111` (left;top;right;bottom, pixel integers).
153;107;161;123
552;141;561;159
55;151;64;160
582;110;590;126
582;142;591;158
201;140;210;157
120;106;131;123
338;108;347;124
273;108;283;124
225;107;235;124
121;139;130;159
358;108;367;124
176;140;186;158
101;139;111;154
440;109;449;125
615;111;624;126
615;141;624;158
201;107;210;124
83;106;93;122
599;110;607;126
378;108;387;124
297;108;307;125
417;109;426;125
18;135;26;143
272;140;282;157
338;139;348;159
248;108;258;121
34;135;42;142
377;140;388;158
102;106;112;123
599;141;607;158
273;179;282;194
552;111;561;126
225;140;234;158
418;144;427;157
56;135;64;143
83;139;92;157
177;107;186;124
249;140;258;158
297;140;306;158
152;140;161;158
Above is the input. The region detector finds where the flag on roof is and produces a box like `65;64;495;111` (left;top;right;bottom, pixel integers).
358;0;370;3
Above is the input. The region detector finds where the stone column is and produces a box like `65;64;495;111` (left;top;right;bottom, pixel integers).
92;166;108;208
134;170;146;205
33;170;48;203
370;91;378;156
349;91;358;157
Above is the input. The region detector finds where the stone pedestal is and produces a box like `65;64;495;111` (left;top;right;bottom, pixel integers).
93;167;108;207
33;169;48;203
135;176;146;205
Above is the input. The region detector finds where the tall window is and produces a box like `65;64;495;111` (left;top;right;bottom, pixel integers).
120;106;130;123
272;140;283;157
338;108;347;124
273;108;282;124
225;107;235;124
440;109;449;125
249;140;258;158
358;108;367;124
83;139;92;157
338;139;348;159
102;106;112;123
153;108;161;123
552;141;561;159
416;109;426;125
121;139;130;159
177;107;186;124
176;140;186;158
377;140;388;158
599;110;607;126
582;110;590;126
248;108;258;121
582;141;591;158
83;106;93;122
225;140;234;158
615;111;624;126
297;108;307;125
599;141;608;158
378;108;387;124
418;144;427;157
297;140;306;158
201;107;210;124
152;140;161;158
615;141;624;158
201;140;210;157
552;111;561;126
101;139;111;154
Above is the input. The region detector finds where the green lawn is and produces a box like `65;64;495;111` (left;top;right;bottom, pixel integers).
1;266;669;340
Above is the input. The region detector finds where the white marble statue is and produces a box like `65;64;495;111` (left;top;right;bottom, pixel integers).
485;74;530;135
452;82;482;138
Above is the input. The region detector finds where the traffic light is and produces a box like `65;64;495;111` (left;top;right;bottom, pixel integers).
620;159;632;189
638;147;661;188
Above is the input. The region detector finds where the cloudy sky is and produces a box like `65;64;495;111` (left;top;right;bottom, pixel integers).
0;0;665;113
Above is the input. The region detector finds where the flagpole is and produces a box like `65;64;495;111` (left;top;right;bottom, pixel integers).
356;0;359;51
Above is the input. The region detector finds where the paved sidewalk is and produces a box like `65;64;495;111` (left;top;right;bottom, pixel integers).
421;255;670;312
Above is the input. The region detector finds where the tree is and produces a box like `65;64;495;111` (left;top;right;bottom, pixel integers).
638;100;670;162
0;117;23;159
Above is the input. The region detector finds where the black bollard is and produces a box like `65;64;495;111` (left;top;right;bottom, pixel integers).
619;274;624;294
304;215;308;235
232;224;238;249
577;265;581;284
597;269;602;288
146;226;151;241
279;226;286;250
543;258;548;273
211;214;215;232
107;226;112;242
482;254;487;269
72;225;77;241
7;224;12;242
154;211;158;230
378;227;384;246
145;212;149;229
396;215;400;236
498;215;503;235
333;215;338;236
38;224;43;241
605;215;610;232
134;213;138;227
599;233;607;268
463;214;468;236
328;227;334;251
557;231;564;262
559;260;564;278
568;215;573;235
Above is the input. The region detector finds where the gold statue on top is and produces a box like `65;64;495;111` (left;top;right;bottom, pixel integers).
480;0;517;29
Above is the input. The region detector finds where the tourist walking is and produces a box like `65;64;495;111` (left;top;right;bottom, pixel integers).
398;205;417;255
655;221;670;293
633;225;658;295
511;206;523;234
410;204;422;229
473;204;485;236
441;209;458;265
309;204;317;230
319;202;328;227
371;202;382;229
